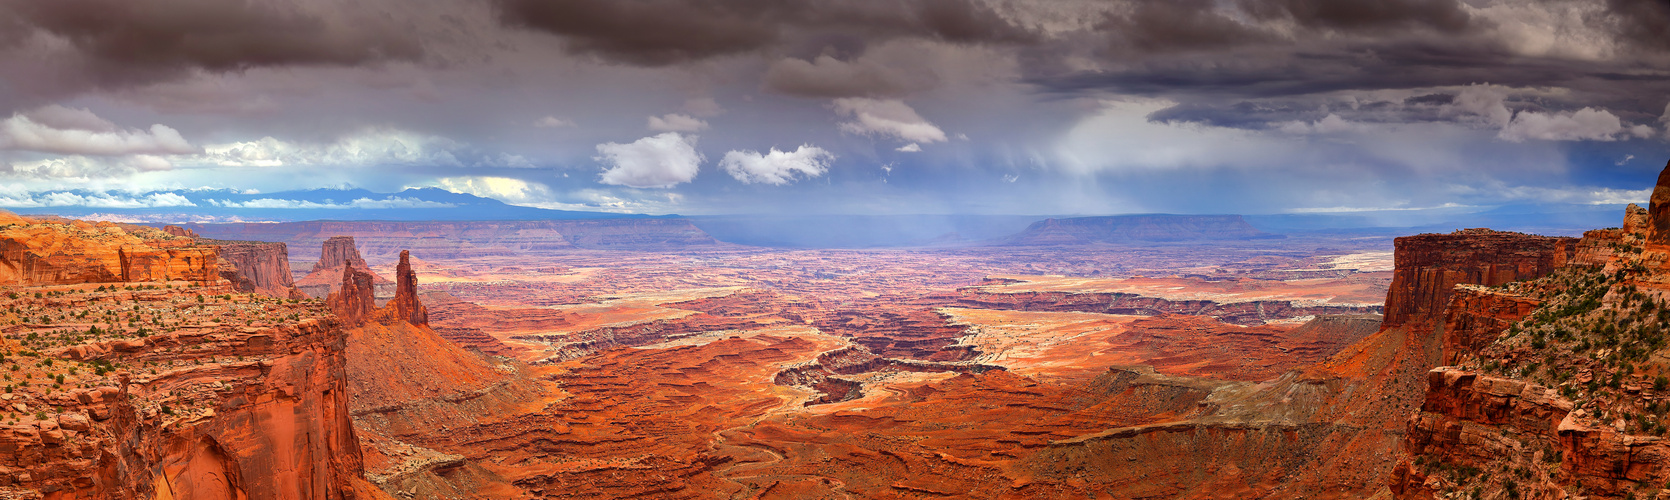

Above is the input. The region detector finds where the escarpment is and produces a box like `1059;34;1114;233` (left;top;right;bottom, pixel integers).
1392;159;1670;499
0;217;221;286
0;215;379;499
209;240;294;297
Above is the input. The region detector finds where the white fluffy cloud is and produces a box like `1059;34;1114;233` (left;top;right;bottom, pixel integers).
1;155;174;180
831;98;947;143
896;143;922;152
1497;107;1628;142
0;105;197;156
720;145;835;185
195;129;466;168
595;132;703;188
435;176;555;205
647;113;709;133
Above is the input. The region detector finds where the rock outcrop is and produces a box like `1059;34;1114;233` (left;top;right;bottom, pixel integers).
1382;229;1575;327
999;214;1282;245
0;216;381;498
1651;159;1670;243
328;263;379;328
327;249;429;329
1392;159;1670;499
210;240;294;297
161;225;198;238
297;236;392;298
386;250;427;327
0;218;221;286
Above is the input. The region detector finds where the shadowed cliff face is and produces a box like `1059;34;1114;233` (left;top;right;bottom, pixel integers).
209;240;294;297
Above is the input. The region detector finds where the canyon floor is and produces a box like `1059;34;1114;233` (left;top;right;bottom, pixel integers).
343;237;1400;498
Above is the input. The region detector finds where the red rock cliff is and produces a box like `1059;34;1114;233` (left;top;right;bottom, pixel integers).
296;236;390;298
209;240;294;297
0;217;381;498
328;263;379;328
1382;229;1575;327
1650;160;1670;243
0;218;221;286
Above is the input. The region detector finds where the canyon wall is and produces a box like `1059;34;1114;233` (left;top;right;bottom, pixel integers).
0;215;379;499
0;218;221;286
1391;161;1670;499
1382;229;1575;327
208;240;294;297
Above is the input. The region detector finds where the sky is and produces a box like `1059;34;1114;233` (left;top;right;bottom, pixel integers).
0;0;1667;218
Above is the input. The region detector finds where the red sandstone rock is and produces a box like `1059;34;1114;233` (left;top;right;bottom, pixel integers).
297;236;391;298
0;219;222;286
210;240;294;297
162;225;198;238
385;250;427;327
1440;285;1543;365
1382;230;1574;327
329;263;378;328
1651;160;1670;243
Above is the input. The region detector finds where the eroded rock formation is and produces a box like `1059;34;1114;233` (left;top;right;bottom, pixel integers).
1651;159;1670;243
210;240;294;297
1391;159;1670;499
0;215;382;498
297;236;391;298
0;217;221;286
386;250;427;327
1382;229;1575;327
328;263;379;328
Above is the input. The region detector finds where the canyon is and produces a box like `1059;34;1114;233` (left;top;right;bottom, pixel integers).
5;163;1670;498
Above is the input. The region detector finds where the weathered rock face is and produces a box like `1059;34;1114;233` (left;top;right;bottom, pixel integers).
161;225;198;238
315;236;371;273
1382;229;1575;327
1650;160;1670;243
328;251;430;329
1440;285;1543;365
210;240;294;297
386;251;427;327
297;236;391;298
1393;368;1670;500
328;263;378;328
1000;214;1281;245
0;277;375;498
0;218;221;286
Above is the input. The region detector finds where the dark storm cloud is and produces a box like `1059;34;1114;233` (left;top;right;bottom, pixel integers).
1096;0;1275;54
1238;0;1474;33
1602;0;1670;50
491;0;1036;66
0;0;422;107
